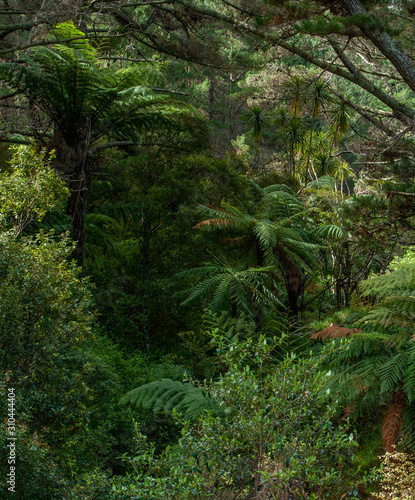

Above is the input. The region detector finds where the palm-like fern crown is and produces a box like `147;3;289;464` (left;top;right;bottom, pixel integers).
178;183;331;316
0;22;199;147
196;182;320;272
322;251;415;452
177;260;281;315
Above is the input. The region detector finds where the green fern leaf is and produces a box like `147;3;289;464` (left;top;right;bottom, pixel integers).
121;378;225;420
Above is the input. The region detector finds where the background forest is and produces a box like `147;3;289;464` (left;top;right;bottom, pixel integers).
2;0;415;498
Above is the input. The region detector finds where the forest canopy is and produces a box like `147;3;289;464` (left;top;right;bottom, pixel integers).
1;1;415;499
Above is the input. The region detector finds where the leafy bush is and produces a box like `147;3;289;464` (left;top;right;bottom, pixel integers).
0;231;125;493
0;376;68;499
0;146;130;495
373;450;415;500
0;145;68;235
115;334;361;499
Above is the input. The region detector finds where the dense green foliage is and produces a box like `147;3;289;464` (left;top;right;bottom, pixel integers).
2;2;415;499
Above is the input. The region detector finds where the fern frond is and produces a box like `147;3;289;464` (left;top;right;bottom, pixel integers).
194;218;232;229
379;353;410;395
314;224;346;241
121;378;224;420
305;175;336;191
403;342;415;402
262;184;296;196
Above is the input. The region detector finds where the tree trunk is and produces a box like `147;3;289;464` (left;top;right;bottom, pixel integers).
286;282;299;319
141;218;151;355
340;0;415;95
55;122;92;267
65;154;91;266
274;243;303;320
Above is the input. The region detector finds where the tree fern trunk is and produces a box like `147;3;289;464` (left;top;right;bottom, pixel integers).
275;243;302;319
286;283;299;319
255;241;264;332
66;157;91;267
56;121;92;267
383;389;406;452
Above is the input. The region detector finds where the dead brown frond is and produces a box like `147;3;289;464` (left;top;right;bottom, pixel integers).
382;389;406;453
194;218;232;229
310;323;362;341
342;402;356;418
206;204;231;213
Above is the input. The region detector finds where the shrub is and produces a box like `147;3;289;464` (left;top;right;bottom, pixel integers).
114;334;362;499
373;450;415;500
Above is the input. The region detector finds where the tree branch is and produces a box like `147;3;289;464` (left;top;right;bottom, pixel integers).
171;0;415;123
339;0;415;94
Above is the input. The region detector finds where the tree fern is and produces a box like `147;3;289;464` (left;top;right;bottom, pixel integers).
121;378;226;420
0;22;203;263
320;250;415;451
177;261;281;317
187;184;325;317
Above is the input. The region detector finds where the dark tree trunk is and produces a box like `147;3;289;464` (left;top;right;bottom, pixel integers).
255;308;263;333
231;293;237;318
141;218;151;355
286;283;299;318
255;241;264;332
66;163;89;266
274;243;303;320
54;122;92;267
65;147;93;267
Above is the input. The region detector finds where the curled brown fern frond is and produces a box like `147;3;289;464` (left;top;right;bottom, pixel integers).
382;389;406;453
310;324;361;341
